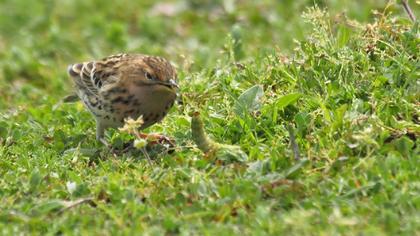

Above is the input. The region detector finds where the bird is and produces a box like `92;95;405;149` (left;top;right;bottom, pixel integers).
67;53;178;147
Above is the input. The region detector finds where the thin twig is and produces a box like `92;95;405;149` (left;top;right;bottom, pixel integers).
401;0;417;22
287;124;301;161
141;147;153;166
58;197;96;214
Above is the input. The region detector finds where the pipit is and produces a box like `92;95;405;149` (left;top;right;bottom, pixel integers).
67;53;178;147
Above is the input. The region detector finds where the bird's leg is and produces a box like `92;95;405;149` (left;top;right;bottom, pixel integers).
97;122;135;154
99;137;111;148
96;123;110;147
96;122;118;153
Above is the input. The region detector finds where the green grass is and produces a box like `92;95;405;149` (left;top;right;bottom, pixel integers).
0;0;419;235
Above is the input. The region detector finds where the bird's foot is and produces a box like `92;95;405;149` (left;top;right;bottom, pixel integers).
99;137;133;155
137;133;175;148
99;137;112;149
98;133;175;156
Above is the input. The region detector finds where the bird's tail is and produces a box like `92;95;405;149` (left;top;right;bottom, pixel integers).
67;63;84;77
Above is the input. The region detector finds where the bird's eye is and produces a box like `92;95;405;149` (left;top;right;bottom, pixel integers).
145;72;155;80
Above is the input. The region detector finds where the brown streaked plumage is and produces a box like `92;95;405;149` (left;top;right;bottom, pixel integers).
67;53;178;145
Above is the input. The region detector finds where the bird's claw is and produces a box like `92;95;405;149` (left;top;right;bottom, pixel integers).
99;137;133;155
137;133;175;148
110;142;134;155
155;135;175;147
99;133;175;156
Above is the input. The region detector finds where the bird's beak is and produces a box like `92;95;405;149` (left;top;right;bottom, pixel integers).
168;79;179;88
157;79;179;89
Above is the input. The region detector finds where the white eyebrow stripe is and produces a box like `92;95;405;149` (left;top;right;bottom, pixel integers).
90;62;97;88
80;62;86;79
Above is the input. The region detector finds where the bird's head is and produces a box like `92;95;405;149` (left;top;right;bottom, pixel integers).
132;56;178;91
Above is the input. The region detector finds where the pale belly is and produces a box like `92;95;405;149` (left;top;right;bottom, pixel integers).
98;85;177;129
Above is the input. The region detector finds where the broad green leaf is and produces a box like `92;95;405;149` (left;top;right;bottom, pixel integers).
29;170;42;192
234;85;264;116
285;158;309;178
276;93;302;110
393;136;415;157
294;112;310;137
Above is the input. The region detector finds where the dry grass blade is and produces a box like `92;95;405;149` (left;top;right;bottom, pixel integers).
57;198;96;214
401;0;417;22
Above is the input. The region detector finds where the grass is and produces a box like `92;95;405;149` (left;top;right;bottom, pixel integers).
0;0;419;235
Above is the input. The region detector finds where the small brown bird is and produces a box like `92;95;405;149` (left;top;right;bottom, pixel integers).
67;53;178;146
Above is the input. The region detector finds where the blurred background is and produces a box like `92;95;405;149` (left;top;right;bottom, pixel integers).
0;0;416;108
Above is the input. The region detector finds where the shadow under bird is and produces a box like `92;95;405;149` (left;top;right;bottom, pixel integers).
67;53;179;146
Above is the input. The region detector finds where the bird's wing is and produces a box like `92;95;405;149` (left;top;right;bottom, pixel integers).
62;93;80;103
67;53;129;96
